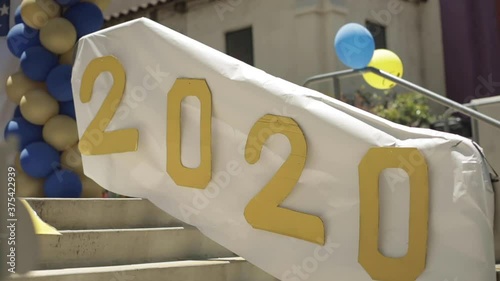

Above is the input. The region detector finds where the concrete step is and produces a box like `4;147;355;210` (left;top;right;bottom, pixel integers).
37;227;236;270
10;258;278;281
25;198;183;230
17;198;276;281
17;198;500;281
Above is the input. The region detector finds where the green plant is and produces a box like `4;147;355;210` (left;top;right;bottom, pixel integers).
354;89;438;128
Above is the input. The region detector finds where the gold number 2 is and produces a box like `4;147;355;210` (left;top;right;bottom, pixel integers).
79;56;139;155
358;147;429;281
244;114;325;245
166;79;212;189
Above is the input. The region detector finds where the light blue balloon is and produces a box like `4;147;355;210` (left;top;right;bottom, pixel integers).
334;23;375;69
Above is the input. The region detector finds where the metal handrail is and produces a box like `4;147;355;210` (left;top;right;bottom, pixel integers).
302;67;500;131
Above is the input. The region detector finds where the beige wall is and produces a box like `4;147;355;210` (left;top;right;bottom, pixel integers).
471;96;500;173
107;0;447;97
419;0;446;98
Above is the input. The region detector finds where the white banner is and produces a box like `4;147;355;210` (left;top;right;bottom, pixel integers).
72;18;495;281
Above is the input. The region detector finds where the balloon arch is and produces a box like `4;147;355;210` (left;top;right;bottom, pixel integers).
4;0;110;198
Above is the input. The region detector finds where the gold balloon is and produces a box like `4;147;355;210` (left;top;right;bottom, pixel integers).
20;89;59;125
21;0;49;29
61;145;83;174
21;0;61;29
6;71;46;104
80;175;105;198
59;44;75;65
363;49;404;90
40;18;77;54
16;172;45;197
83;0;111;11
43;115;79;151
37;0;61;18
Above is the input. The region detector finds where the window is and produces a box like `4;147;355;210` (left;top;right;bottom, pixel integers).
225;27;254;66
366;21;387;49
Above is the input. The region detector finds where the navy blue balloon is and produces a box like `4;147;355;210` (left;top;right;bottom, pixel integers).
64;3;104;38
56;0;80;6
47;65;73;102
7;23;41;58
4;117;43;150
44;170;82;198
334;23;375;69
60;101;76;119
20;46;58;82
15;5;23;24
20;142;60;178
13;106;22;118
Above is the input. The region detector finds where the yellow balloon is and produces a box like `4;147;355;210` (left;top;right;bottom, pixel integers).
61;144;83;174
21;0;61;29
40;18;77;54
363;49;404;90
59;44;75;65
36;0;60;17
21;0;49;29
19;89;59;125
80;175;105;198
16;171;45;197
43;115;79;151
6;71;46;104
83;0;111;11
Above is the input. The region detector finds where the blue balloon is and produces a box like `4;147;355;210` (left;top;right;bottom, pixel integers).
15;5;23;24
20;46;58;82
56;0;80;6
64;3;104;38
47;65;74;102
7;23;41;58
59;101;76;119
13;106;22;118
4;117;43;150
20;142;60;178
334;23;375;69
44;170;82;198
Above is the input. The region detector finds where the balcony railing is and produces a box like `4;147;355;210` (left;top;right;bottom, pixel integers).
303;67;500;133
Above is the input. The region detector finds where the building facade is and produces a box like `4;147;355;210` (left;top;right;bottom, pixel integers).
101;0;500;170
103;0;499;104
102;0;446;98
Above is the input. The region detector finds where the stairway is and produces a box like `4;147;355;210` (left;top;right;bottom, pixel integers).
5;198;500;281
8;198;278;281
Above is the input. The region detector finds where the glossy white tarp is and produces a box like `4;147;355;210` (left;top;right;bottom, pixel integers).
72;18;496;281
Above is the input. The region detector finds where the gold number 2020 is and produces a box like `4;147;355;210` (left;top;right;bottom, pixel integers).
244;114;325;245
359;148;428;281
79;56;139;155
80;56;429;281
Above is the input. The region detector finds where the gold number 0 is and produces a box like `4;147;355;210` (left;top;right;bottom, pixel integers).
358;148;428;281
166;79;212;189
79;56;139;155
244;114;325;245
